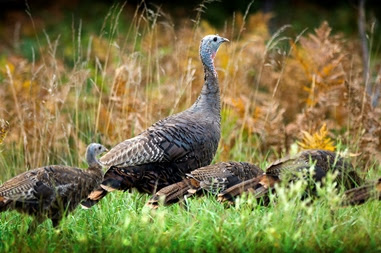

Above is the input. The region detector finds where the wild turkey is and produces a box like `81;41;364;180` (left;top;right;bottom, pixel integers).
145;161;263;208
81;35;229;208
0;143;107;230
218;149;363;203
343;178;381;205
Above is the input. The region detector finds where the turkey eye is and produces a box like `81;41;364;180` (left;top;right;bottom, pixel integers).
98;147;101;150
213;37;217;42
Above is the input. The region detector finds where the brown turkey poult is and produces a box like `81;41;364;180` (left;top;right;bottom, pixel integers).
145;162;263;208
343;178;381;205
81;35;229;208
0;143;107;230
218;149;363;203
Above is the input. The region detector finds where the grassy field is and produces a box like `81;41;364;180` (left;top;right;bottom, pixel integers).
0;2;381;252
1;183;381;252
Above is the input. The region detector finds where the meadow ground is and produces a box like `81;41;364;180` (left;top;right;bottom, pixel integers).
0;2;380;252
0;187;381;252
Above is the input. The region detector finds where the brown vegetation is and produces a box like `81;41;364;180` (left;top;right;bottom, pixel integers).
0;7;380;175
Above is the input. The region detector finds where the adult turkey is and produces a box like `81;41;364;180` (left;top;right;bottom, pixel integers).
343;178;381;205
146;161;263;208
0;143;107;230
81;35;229;208
218;149;363;203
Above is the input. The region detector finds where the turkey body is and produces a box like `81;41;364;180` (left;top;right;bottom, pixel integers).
100;114;221;194
146;161;263;208
82;35;229;208
218;149;363;202
0;143;107;228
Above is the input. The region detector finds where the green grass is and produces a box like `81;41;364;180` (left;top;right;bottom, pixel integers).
1;184;381;252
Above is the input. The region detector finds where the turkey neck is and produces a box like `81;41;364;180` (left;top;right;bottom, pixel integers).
189;55;221;117
86;152;103;178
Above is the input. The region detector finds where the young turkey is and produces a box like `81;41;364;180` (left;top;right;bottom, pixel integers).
218;149;363;203
343;178;381;205
0;143;107;230
145;161;263;208
81;35;229;208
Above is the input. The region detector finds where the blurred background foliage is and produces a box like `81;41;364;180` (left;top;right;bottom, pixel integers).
1;0;380;60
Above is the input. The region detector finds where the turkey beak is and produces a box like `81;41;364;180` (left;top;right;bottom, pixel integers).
221;37;229;43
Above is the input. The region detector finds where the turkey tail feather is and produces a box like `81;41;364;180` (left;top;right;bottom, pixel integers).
146;178;198;209
0;196;9;212
80;188;108;209
343;179;381;205
218;176;262;202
